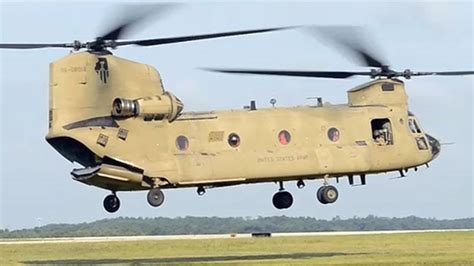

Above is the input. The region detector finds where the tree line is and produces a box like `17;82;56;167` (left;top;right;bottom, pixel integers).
0;215;472;238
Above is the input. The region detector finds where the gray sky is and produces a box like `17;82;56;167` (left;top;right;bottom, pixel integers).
1;1;473;230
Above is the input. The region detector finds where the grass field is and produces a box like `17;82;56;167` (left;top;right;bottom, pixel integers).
1;232;473;265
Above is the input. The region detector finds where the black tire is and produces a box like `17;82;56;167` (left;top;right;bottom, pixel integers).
103;194;120;213
147;188;165;207
316;186;327;204
321;185;338;204
272;191;293;209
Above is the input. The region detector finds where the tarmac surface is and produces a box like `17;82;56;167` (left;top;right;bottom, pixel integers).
0;229;471;245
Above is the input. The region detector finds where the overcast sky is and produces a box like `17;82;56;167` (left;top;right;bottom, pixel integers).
1;1;472;230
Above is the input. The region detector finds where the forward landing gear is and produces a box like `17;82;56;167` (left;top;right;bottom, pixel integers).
147;188;165;207
103;193;120;213
272;181;293;209
316;185;338;204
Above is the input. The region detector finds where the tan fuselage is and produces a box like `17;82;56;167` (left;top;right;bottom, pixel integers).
46;52;437;192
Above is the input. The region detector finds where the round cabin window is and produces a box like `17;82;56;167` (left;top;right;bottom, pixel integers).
278;130;291;145
327;128;340;142
176;135;189;151
228;133;240;148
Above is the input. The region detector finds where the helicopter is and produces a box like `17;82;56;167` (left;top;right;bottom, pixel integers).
1;13;472;214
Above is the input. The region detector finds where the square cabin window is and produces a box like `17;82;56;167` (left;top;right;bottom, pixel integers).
371;119;393;146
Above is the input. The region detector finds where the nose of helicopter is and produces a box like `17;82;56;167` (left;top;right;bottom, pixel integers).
425;134;441;159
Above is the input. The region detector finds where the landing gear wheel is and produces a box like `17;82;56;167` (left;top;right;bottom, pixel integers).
317;186;338;204
147;188;165;207
316;186;326;204
103;194;120;213
272;191;294;209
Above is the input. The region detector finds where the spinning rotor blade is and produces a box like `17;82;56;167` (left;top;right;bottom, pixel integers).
204;68;373;79
309;26;387;68
0;26;290;51
349;45;385;68
205;26;473;81
0;3;289;51
99;3;177;41
206;68;474;80
116;27;292;47
410;71;474;76
0;43;74;49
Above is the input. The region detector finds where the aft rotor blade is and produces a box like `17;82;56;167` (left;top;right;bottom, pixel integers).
100;3;177;41
204;68;373;79
308;26;387;68
116;27;292;47
0;43;74;49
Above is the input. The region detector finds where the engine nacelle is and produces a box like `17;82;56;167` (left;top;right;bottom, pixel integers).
112;92;184;122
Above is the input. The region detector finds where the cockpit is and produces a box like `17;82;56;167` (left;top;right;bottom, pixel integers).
408;111;440;158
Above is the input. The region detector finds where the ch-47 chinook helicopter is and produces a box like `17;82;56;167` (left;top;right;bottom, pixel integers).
2;12;472;213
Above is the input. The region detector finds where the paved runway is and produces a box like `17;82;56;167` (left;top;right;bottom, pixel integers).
0;229;471;245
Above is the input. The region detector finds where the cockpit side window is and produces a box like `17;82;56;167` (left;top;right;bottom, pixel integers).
371;119;393;146
416;137;429;150
408;118;422;134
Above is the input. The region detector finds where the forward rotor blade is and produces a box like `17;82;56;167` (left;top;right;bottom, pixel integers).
351;45;385;68
0;43;73;49
115;27;292;47
308;26;387;68
412;71;474;76
204;68;373;79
